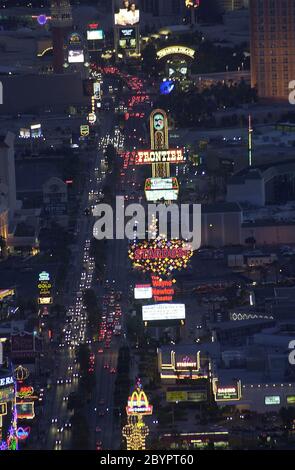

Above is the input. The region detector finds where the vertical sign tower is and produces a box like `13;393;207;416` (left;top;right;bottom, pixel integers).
150;109;170;178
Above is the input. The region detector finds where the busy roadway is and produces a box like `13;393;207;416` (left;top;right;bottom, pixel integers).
36;69;151;450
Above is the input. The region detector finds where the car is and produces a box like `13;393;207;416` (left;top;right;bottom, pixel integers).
98;411;105;417
98;348;104;353
96;426;102;433
103;364;109;370
110;368;116;374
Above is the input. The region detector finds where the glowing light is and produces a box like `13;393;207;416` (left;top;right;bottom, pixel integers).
16;427;30;440
128;237;193;276
160;80;175;95
157;46;195;60
37;14;48;25
122;380;152;450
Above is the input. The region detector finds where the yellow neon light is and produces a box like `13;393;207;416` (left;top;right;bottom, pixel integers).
37;47;53;57
157;46;195;60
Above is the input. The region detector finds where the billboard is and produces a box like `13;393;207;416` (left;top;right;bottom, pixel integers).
134;284;153;300
68;49;84;63
114;1;140;26
166;390;207;403
87;30;104;40
16;402;35;420
119;27;137;49
135;149;184;165
265;396;280;405
287;396;295;405
145;177;179;202
214;383;241;401
142;303;185;322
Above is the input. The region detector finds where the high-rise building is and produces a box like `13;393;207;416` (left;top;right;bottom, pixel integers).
250;0;295;100
50;0;73;73
0;132;16;223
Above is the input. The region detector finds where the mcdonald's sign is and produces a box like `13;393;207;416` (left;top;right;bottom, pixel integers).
126;389;153;416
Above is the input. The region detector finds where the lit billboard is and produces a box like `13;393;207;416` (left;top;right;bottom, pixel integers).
134;284;153;300
16;402;35;420
87;30;104;40
214;380;242;402
68;49;84;63
145;177;179;202
135;149;184;165
119;27;137;49
114;1;140;26
166;390;207;403
142;303;185;322
265;396;280;406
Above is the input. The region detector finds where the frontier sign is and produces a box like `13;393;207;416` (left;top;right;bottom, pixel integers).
135;149;184;165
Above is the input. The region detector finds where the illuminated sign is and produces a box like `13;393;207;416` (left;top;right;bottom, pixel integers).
38;297;53;305
68;49;85;63
166;390;207;402
88;112;97;124
146;177;178;191
39;271;50;281
150;109;169;151
80;125;90;137
30;124;42;138
144;177;179;202
37;14;48;25
265;396;281;405
38;271;52;305
16;402;35;420
0;376;14;388
135;149;184;165
287;396;295;404
16;427;30;440
160;80;175;95
0;289;14;300
129;238;193;276
87;30;104;40
151;276;175;302
119;28;137;49
0;386;14;402
134;284;153;300
214;380;242;401
19;128;30;139
176;356;197;369
157;46;195;60
142;304;185;322
114;1;140;26
17;387;34;399
0;402;7;416
126;389;152;416
69;32;82;45
134;247;188;261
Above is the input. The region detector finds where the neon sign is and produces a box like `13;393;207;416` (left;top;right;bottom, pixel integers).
135;149;184;165
16;427;30;440
129;238;193;276
157;46;195;60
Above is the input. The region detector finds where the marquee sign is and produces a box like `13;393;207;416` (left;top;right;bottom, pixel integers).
157;46;195;60
213;379;242;402
129;238;193;276
135;149;184;165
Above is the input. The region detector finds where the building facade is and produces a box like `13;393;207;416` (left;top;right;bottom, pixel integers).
250;0;295;100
